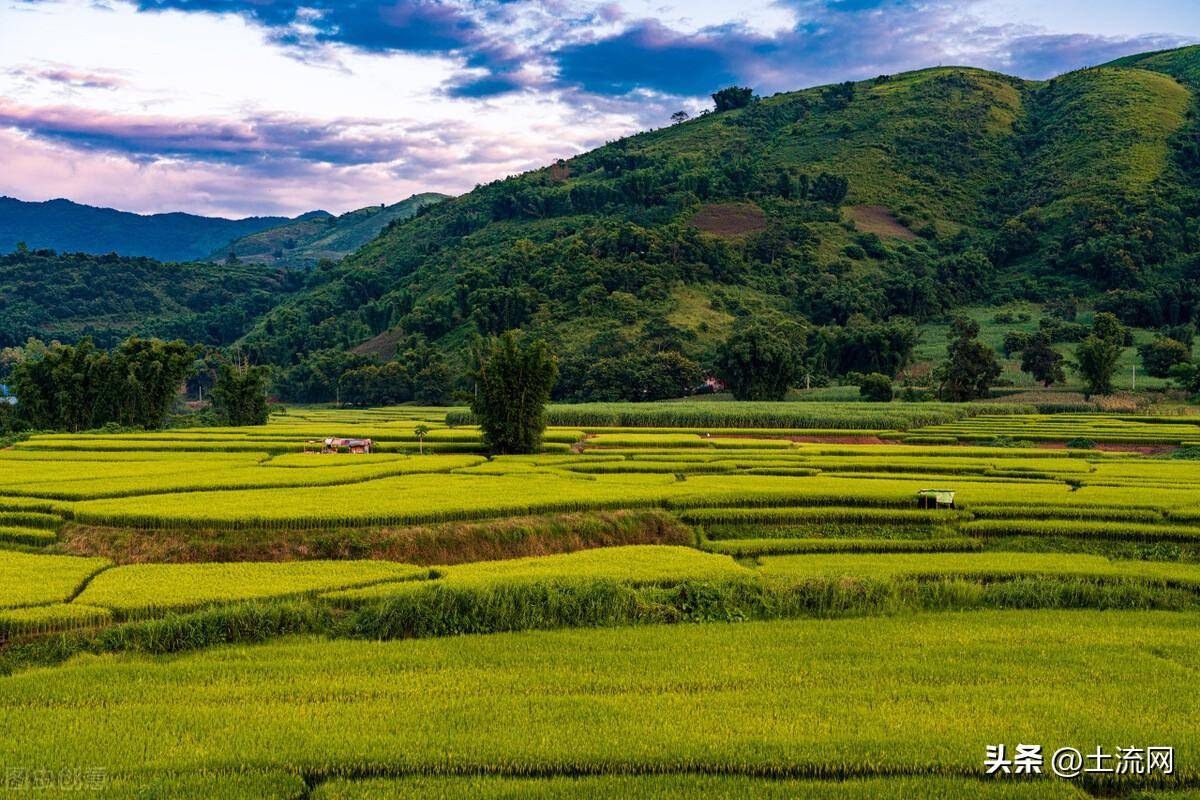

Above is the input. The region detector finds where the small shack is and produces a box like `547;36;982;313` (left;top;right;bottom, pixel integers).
916;489;956;510
305;437;374;454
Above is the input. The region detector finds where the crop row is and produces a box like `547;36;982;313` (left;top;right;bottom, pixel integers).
446;401;1033;430
75;560;431;618
0;612;1194;783
702;537;984;556
311;775;1087;800
0;551;110;609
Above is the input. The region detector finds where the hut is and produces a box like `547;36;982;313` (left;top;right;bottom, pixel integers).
306;437;374;454
916;489;956;510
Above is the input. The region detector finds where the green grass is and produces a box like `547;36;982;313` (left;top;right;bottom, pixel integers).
325;546;748;603
1;612;1196;786
0;603;111;636
0;551;109;608
0;525;57;546
311;775;1088;800
75;560;430;616
756;552;1200;586
448;402;1031;431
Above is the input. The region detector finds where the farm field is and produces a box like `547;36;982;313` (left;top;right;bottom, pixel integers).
4;404;1200;797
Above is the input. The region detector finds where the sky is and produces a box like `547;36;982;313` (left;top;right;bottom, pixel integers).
0;0;1196;219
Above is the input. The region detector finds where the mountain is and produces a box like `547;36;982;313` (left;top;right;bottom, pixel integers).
210;193;450;268
0;197;296;262
236;46;1200;401
0;248;301;349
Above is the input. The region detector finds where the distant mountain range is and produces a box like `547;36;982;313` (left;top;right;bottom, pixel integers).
3;45;1199;403
0;197;296;262
0;193;449;265
212;193;449;267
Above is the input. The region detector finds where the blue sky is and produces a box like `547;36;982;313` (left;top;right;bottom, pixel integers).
0;0;1195;217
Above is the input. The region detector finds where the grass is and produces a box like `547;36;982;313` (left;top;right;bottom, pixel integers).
0;612;1196;787
0;603;111;636
447;402;1032;430
0;550;110;608
75;560;430;617
325;545;749;604
756;552;1200;586
9;404;1200;795
311;776;1089;799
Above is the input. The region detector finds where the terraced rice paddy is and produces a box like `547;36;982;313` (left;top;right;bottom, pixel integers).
4;404;1200;798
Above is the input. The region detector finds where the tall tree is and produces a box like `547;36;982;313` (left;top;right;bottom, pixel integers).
716;321;805;401
210;361;270;426
1020;333;1065;387
1074;313;1127;397
935;316;1001;401
470;331;558;455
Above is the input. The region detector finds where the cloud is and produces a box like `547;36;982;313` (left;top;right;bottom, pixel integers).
0;101;457;168
997;32;1188;77
555;20;737;96
550;1;1195;98
0;98;629;215
18;65;127;90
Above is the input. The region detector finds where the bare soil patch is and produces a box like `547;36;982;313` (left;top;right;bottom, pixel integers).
845;205;915;239
689;202;767;238
351;328;404;360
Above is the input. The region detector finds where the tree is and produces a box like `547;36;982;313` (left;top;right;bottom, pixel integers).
1138;337;1190;378
11;336;196;430
716;321;805;401
470;331;557;454
413;424;430;455
810;173;849;205
1002;331;1031;358
1074;313;1126;397
1169;361;1200;397
858;373;893;402
210;361;270;426
670;110;689;124
1020;333;1065;387
935;316;1001;401
712;86;755;112
1091;312;1129;348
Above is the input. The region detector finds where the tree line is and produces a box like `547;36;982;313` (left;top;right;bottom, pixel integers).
3;337;270;432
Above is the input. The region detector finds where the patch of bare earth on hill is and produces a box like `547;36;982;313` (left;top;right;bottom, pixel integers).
352;328;404;360
689;202;767;238
845;205;915;239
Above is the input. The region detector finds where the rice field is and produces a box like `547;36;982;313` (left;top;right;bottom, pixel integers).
4;405;1200;797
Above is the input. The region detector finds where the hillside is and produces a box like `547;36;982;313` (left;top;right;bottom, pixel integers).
0;197;302;262
211;193;449;268
236;46;1200;401
0;248;301;348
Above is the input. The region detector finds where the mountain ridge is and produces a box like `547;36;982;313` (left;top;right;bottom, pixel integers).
233;45;1200;401
210;193;450;268
0;196;299;262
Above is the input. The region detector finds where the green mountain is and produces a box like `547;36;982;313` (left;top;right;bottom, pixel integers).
0;248;301;349
239;46;1200;401
210;193;450;268
0;197;297;262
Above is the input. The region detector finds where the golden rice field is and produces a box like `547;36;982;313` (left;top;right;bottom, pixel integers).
4;404;1200;798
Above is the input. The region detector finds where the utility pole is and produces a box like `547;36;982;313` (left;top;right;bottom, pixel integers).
1132;364;1137;392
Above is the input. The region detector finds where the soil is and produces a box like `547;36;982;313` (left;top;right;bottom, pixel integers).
689;202;767;237
845;205;916;239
